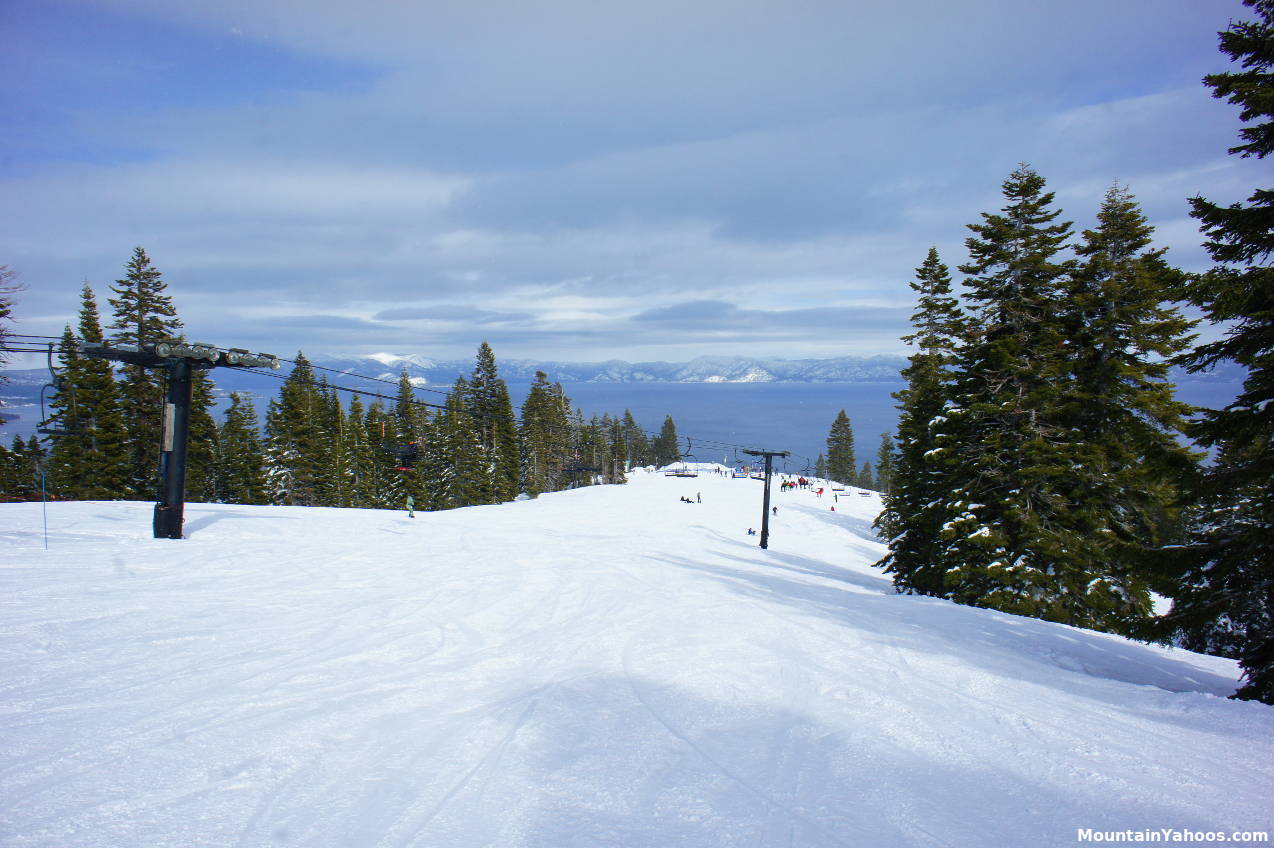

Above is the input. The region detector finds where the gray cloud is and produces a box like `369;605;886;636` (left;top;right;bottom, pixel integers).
1;0;1256;364
631;300;908;338
373;305;533;324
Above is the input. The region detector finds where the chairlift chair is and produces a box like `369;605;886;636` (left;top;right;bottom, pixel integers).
35;343;82;438
382;441;419;471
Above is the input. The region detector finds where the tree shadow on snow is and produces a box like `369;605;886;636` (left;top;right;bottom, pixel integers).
640;541;1244;714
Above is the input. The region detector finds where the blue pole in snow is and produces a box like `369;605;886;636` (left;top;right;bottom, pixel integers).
40;469;48;551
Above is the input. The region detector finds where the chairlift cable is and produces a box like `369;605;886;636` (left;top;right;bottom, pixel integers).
13;337;818;468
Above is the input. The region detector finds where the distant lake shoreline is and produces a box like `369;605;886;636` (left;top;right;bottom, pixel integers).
1;373;1245;475
543;380;906;471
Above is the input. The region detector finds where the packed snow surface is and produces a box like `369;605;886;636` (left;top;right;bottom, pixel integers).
2;468;1270;847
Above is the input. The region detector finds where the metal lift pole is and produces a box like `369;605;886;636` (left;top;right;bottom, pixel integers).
81;340;279;540
743;448;790;550
153;357;192;540
759;452;775;549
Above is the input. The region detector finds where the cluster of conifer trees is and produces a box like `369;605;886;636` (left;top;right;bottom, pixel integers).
818;409;894;492
0;249;675;510
876;1;1273;704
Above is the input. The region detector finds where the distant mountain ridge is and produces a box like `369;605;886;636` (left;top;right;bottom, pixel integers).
318;353;913;386
2;352;1252;392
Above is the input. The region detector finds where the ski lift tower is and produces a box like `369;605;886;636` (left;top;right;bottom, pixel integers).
81;340;279;539
742;448;789;550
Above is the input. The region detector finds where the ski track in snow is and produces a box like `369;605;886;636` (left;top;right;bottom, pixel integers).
1;469;1271;847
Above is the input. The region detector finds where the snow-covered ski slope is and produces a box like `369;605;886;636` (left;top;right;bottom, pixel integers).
2;468;1270;847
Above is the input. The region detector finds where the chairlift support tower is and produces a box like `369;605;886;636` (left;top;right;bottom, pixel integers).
742;448;789;550
81;340;279;539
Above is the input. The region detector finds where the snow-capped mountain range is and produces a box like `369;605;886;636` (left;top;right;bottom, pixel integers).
322;353;912;386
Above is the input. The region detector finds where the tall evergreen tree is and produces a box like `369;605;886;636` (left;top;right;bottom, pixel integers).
932;165;1114;627
0;266;21;403
605;414;629;484
0;438;20;499
320;388;353;508
394;368;428;506
107;247;182;497
825;410;856;485
45;285;131;499
1054;184;1200;630
1158;0;1274;704
568;413;605;488
520;371;572;497
264;354;325;505
184;370;220;503
468;343;521;503
0;435;44;501
874;433;895;494
619;410;652;468
425;377;485;510
877;248;968;595
216;392;267;505
365;399;407;509
652;415;680;467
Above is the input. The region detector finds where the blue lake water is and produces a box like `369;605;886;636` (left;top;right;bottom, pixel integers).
533;381;905;472
523;378;1245;472
2;373;1245;475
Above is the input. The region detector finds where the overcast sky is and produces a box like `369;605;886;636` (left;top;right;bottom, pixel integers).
1;0;1262;365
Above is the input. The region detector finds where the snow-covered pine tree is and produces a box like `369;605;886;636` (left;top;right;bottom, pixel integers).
1053;183;1200;633
1157;0;1274;704
573;413;623;487
1;434;46;501
394;368;428;507
0;265;19;389
107;247;182;497
1;438;24;500
933;165;1093;625
46;285;131;500
519;371;572;497
876;248;968;596
264;354;326;506
0;266;25;438
16;436;46;500
0;438;20;499
825;410;856;485
426;377;485;510
606;414;629;484
184;370;220;504
365;400;406;509
323;390;355;508
467;343;520;503
620;410;652;468
562;407;590;489
216;392;267;505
